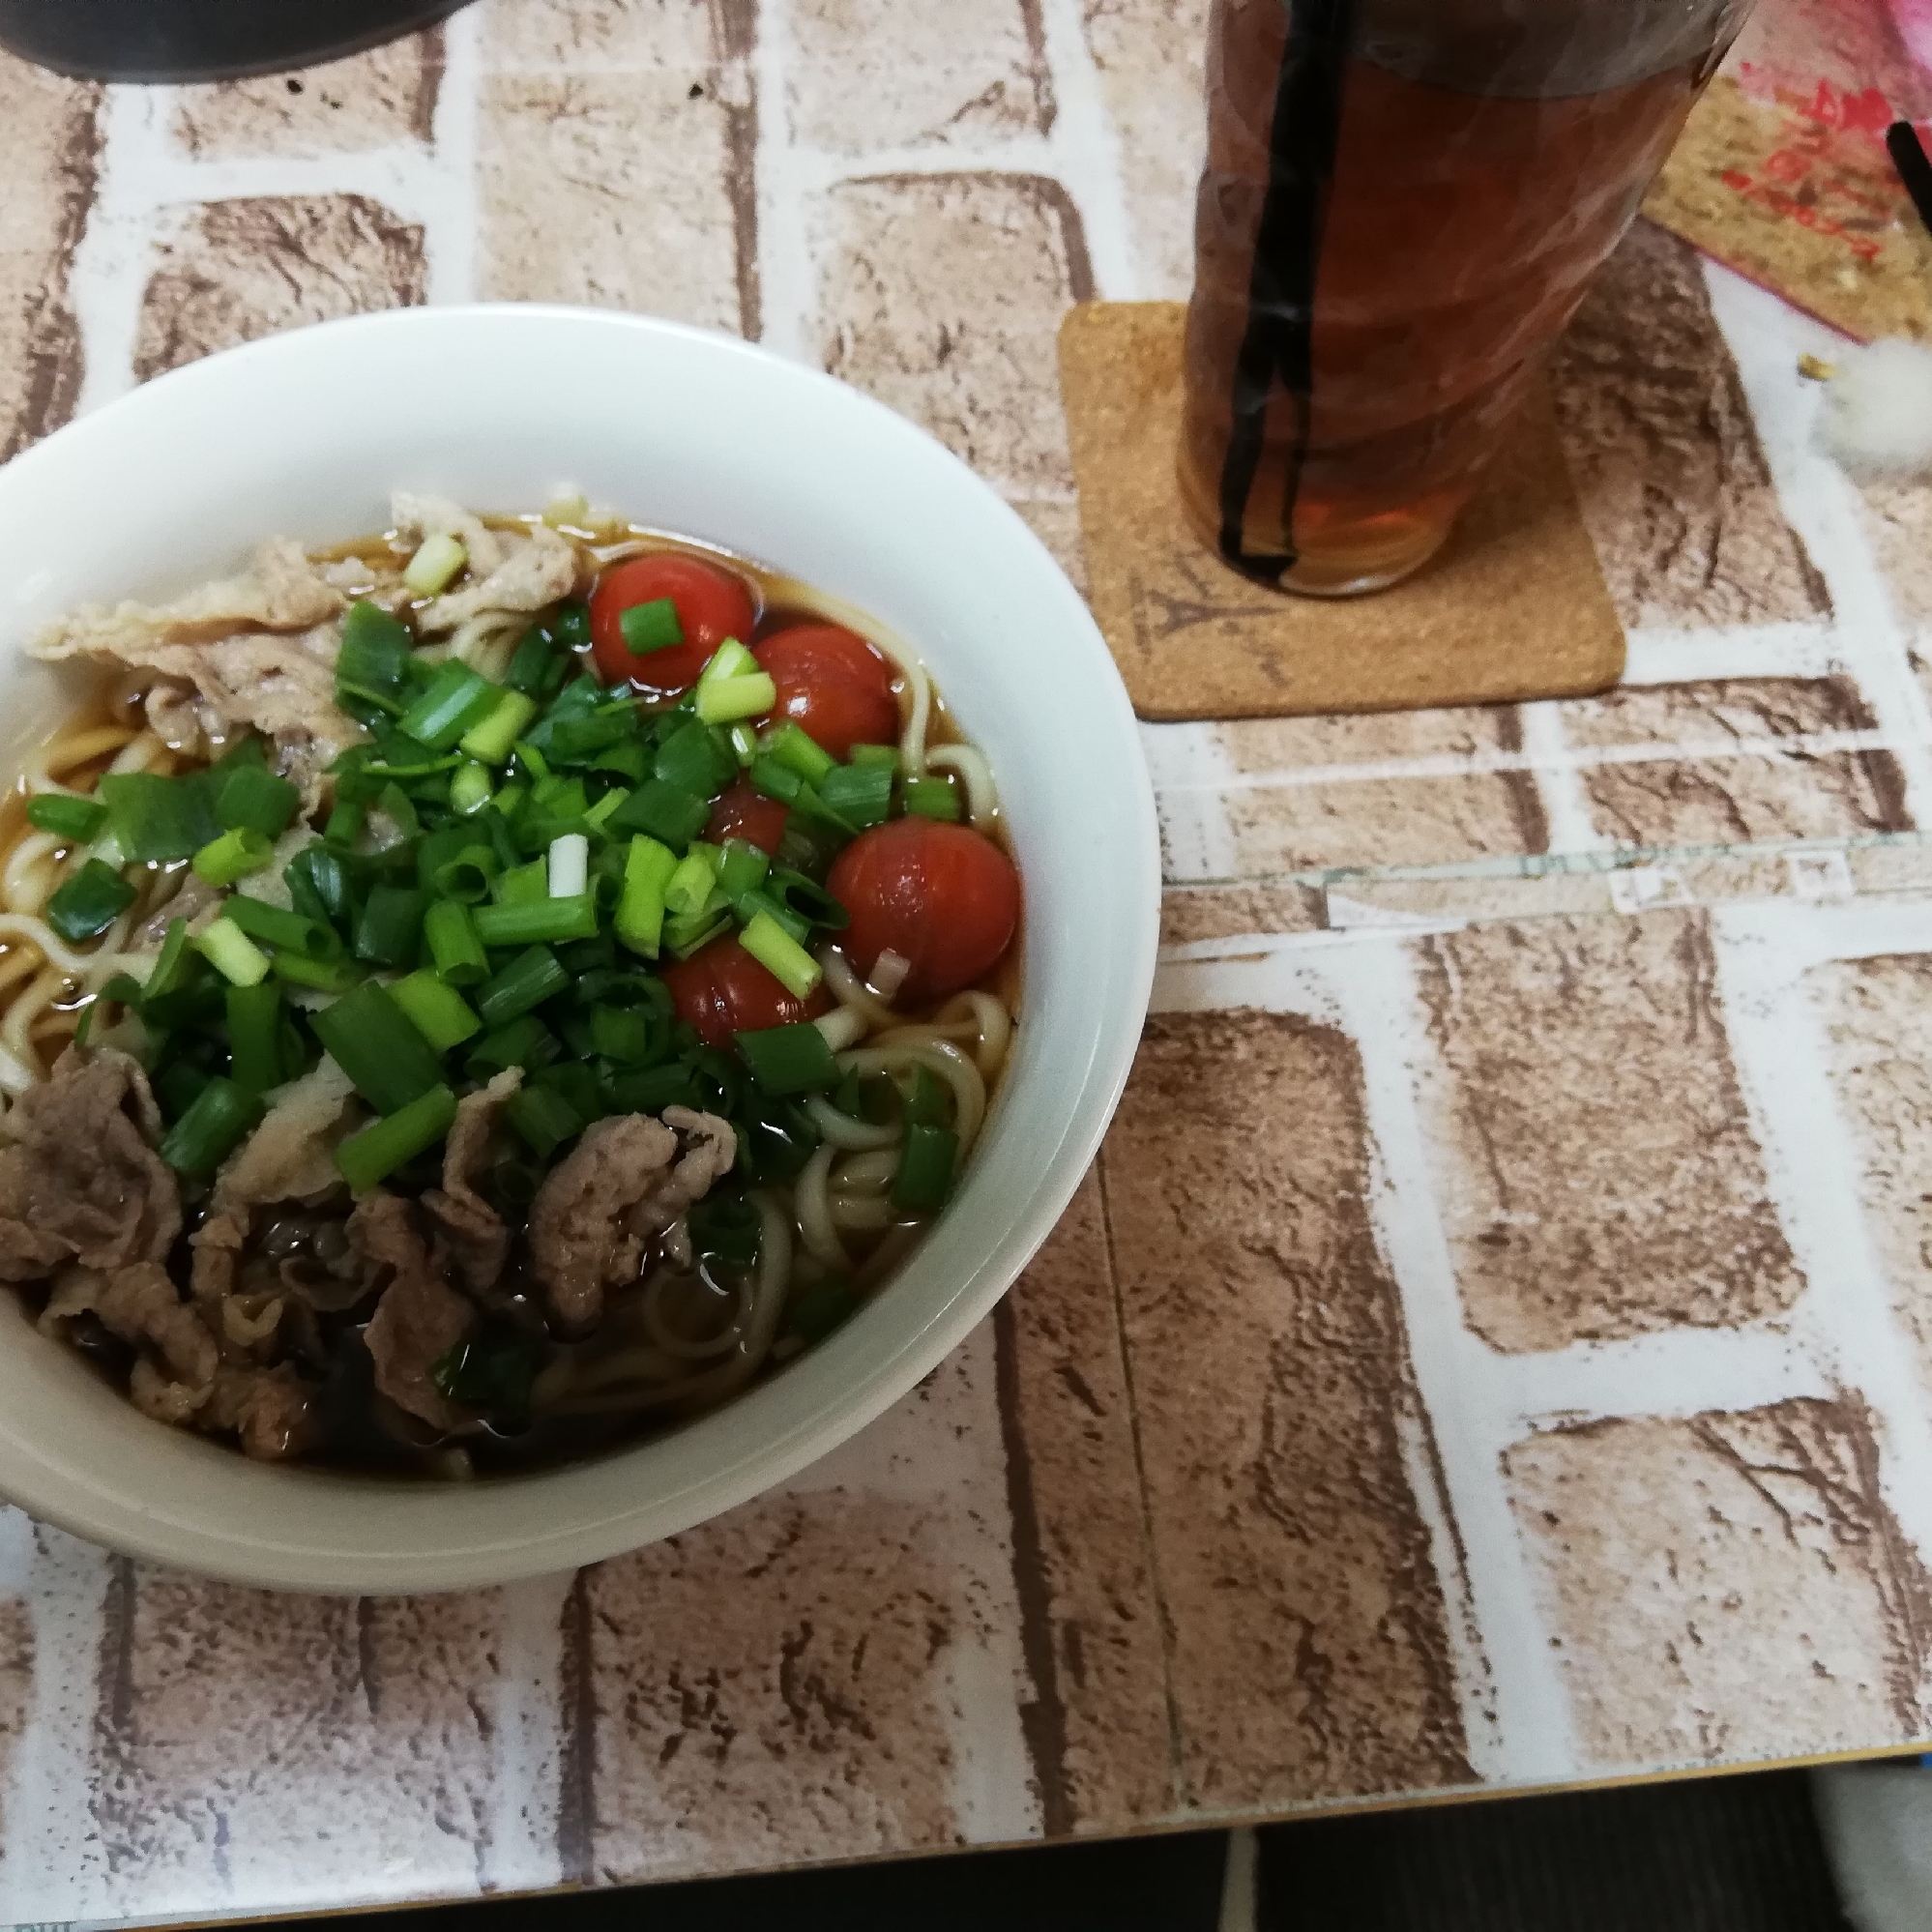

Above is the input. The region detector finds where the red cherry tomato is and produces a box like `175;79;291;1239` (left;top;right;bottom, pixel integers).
827;817;1020;1001
753;625;899;761
660;936;830;1049
705;778;790;854
589;553;756;696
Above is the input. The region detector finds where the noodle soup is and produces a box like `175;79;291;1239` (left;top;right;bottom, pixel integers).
0;494;1020;1477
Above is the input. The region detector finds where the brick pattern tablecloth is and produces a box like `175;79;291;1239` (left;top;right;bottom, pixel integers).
6;4;1932;1924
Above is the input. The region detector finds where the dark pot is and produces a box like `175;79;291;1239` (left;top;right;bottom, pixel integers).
0;0;473;83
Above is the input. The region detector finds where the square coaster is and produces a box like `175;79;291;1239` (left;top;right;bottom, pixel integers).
1057;302;1625;722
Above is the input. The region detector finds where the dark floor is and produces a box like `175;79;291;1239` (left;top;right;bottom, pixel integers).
282;1768;1854;1932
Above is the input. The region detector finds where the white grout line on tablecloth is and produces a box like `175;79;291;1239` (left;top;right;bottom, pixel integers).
1033;0;1144;302
1704;261;1932;826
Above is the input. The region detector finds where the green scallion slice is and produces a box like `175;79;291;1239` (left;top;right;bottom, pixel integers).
44;859;135;944
424;898;490;986
310;981;447;1114
654;718;736;799
449;760;494;817
893;1123;958;1212
225;981;288;1094
459;688;539;767
353;884;427;967
98;771;221;864
195;917;271;987
785;1274;859;1344
615;834;679;958
476;945;571;1027
25;794;106;843
471;893;600;949
222;893;342;961
738;910;821;999
693;672;777;727
735;1021;839;1097
902;775;963;823
160;1076;264;1178
466;1013;562;1079
335;1083;458;1192
337;600;415;696
817;759;893;830
398;660;501;753
619;598;683;656
391;968;483;1052
606;778;710;852
759;721;836;787
505;1085;583;1161
191;827;274;888
216;762;301;838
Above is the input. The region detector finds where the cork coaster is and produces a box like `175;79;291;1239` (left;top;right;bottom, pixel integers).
1058;302;1625;722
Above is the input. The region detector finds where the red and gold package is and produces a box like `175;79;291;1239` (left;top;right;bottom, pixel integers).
1647;0;1932;341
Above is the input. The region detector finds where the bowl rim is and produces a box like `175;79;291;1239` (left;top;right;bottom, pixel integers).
0;302;1161;1592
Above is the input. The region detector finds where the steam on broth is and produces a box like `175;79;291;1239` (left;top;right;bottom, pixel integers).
0;494;1020;1476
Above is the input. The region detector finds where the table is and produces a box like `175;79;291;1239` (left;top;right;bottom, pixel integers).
6;2;1932;1921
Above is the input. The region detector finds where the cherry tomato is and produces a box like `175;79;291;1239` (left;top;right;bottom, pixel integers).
705;778;790;853
660;935;830;1049
753;625;899;761
827;817;1020;1001
589;553;756;696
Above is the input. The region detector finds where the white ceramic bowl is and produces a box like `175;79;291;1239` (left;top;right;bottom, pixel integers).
0;306;1158;1593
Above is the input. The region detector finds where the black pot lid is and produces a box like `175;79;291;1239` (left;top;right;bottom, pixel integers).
0;0;473;84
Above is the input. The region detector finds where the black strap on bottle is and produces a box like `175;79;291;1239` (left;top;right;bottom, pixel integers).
1217;0;1357;583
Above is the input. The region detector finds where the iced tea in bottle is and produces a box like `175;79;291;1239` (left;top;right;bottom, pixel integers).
1181;0;1755;597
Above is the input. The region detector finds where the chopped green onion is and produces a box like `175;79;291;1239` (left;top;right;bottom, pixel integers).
336;1083;458;1192
493;857;549;907
26;794;106;842
195;917;271;987
325;797;366;848
759;721;836;787
607;1063;700;1113
584;787;630;833
223;894;341;960
664;844;720;919
429;844;498;905
767;867;850;932
424;898;490;985
505;1085;582;1161
449;760;493;816
216;763;301;838
733;887;809;946
551;600;592;649
550;707;640;762
477;945;571;1026
735;1021;839;1096
593;742;650;785
226;981;287;1094
141;917;194;1002
717;839;771;903
398;660;500;753
607;779;709;852
818;759;893;830
902;775;962;822
391;968;483;1052
310;981;447;1114
403;531;467;597
590;1003;667;1066
738;910;821;1000
191;827;274;888
694;672;777;727
535;1059;604;1123
471;893;599;948
619;598;684;656
459;688;539;766
160;1076;264;1178
893;1123;958;1212
548;831;589;898
353;884;427;967
44;859;135;944
728;722;759;767
337;600;415;696
654;718;736;798
271;951;366;994
98;772;220;864
907;1062;951;1127
785;1274;859;1344
667;904;732;960
615;834;678;958
505;626;558;696
688;1191;762;1270
698;639;757;686
848;743;898;769
467;1014;561;1078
